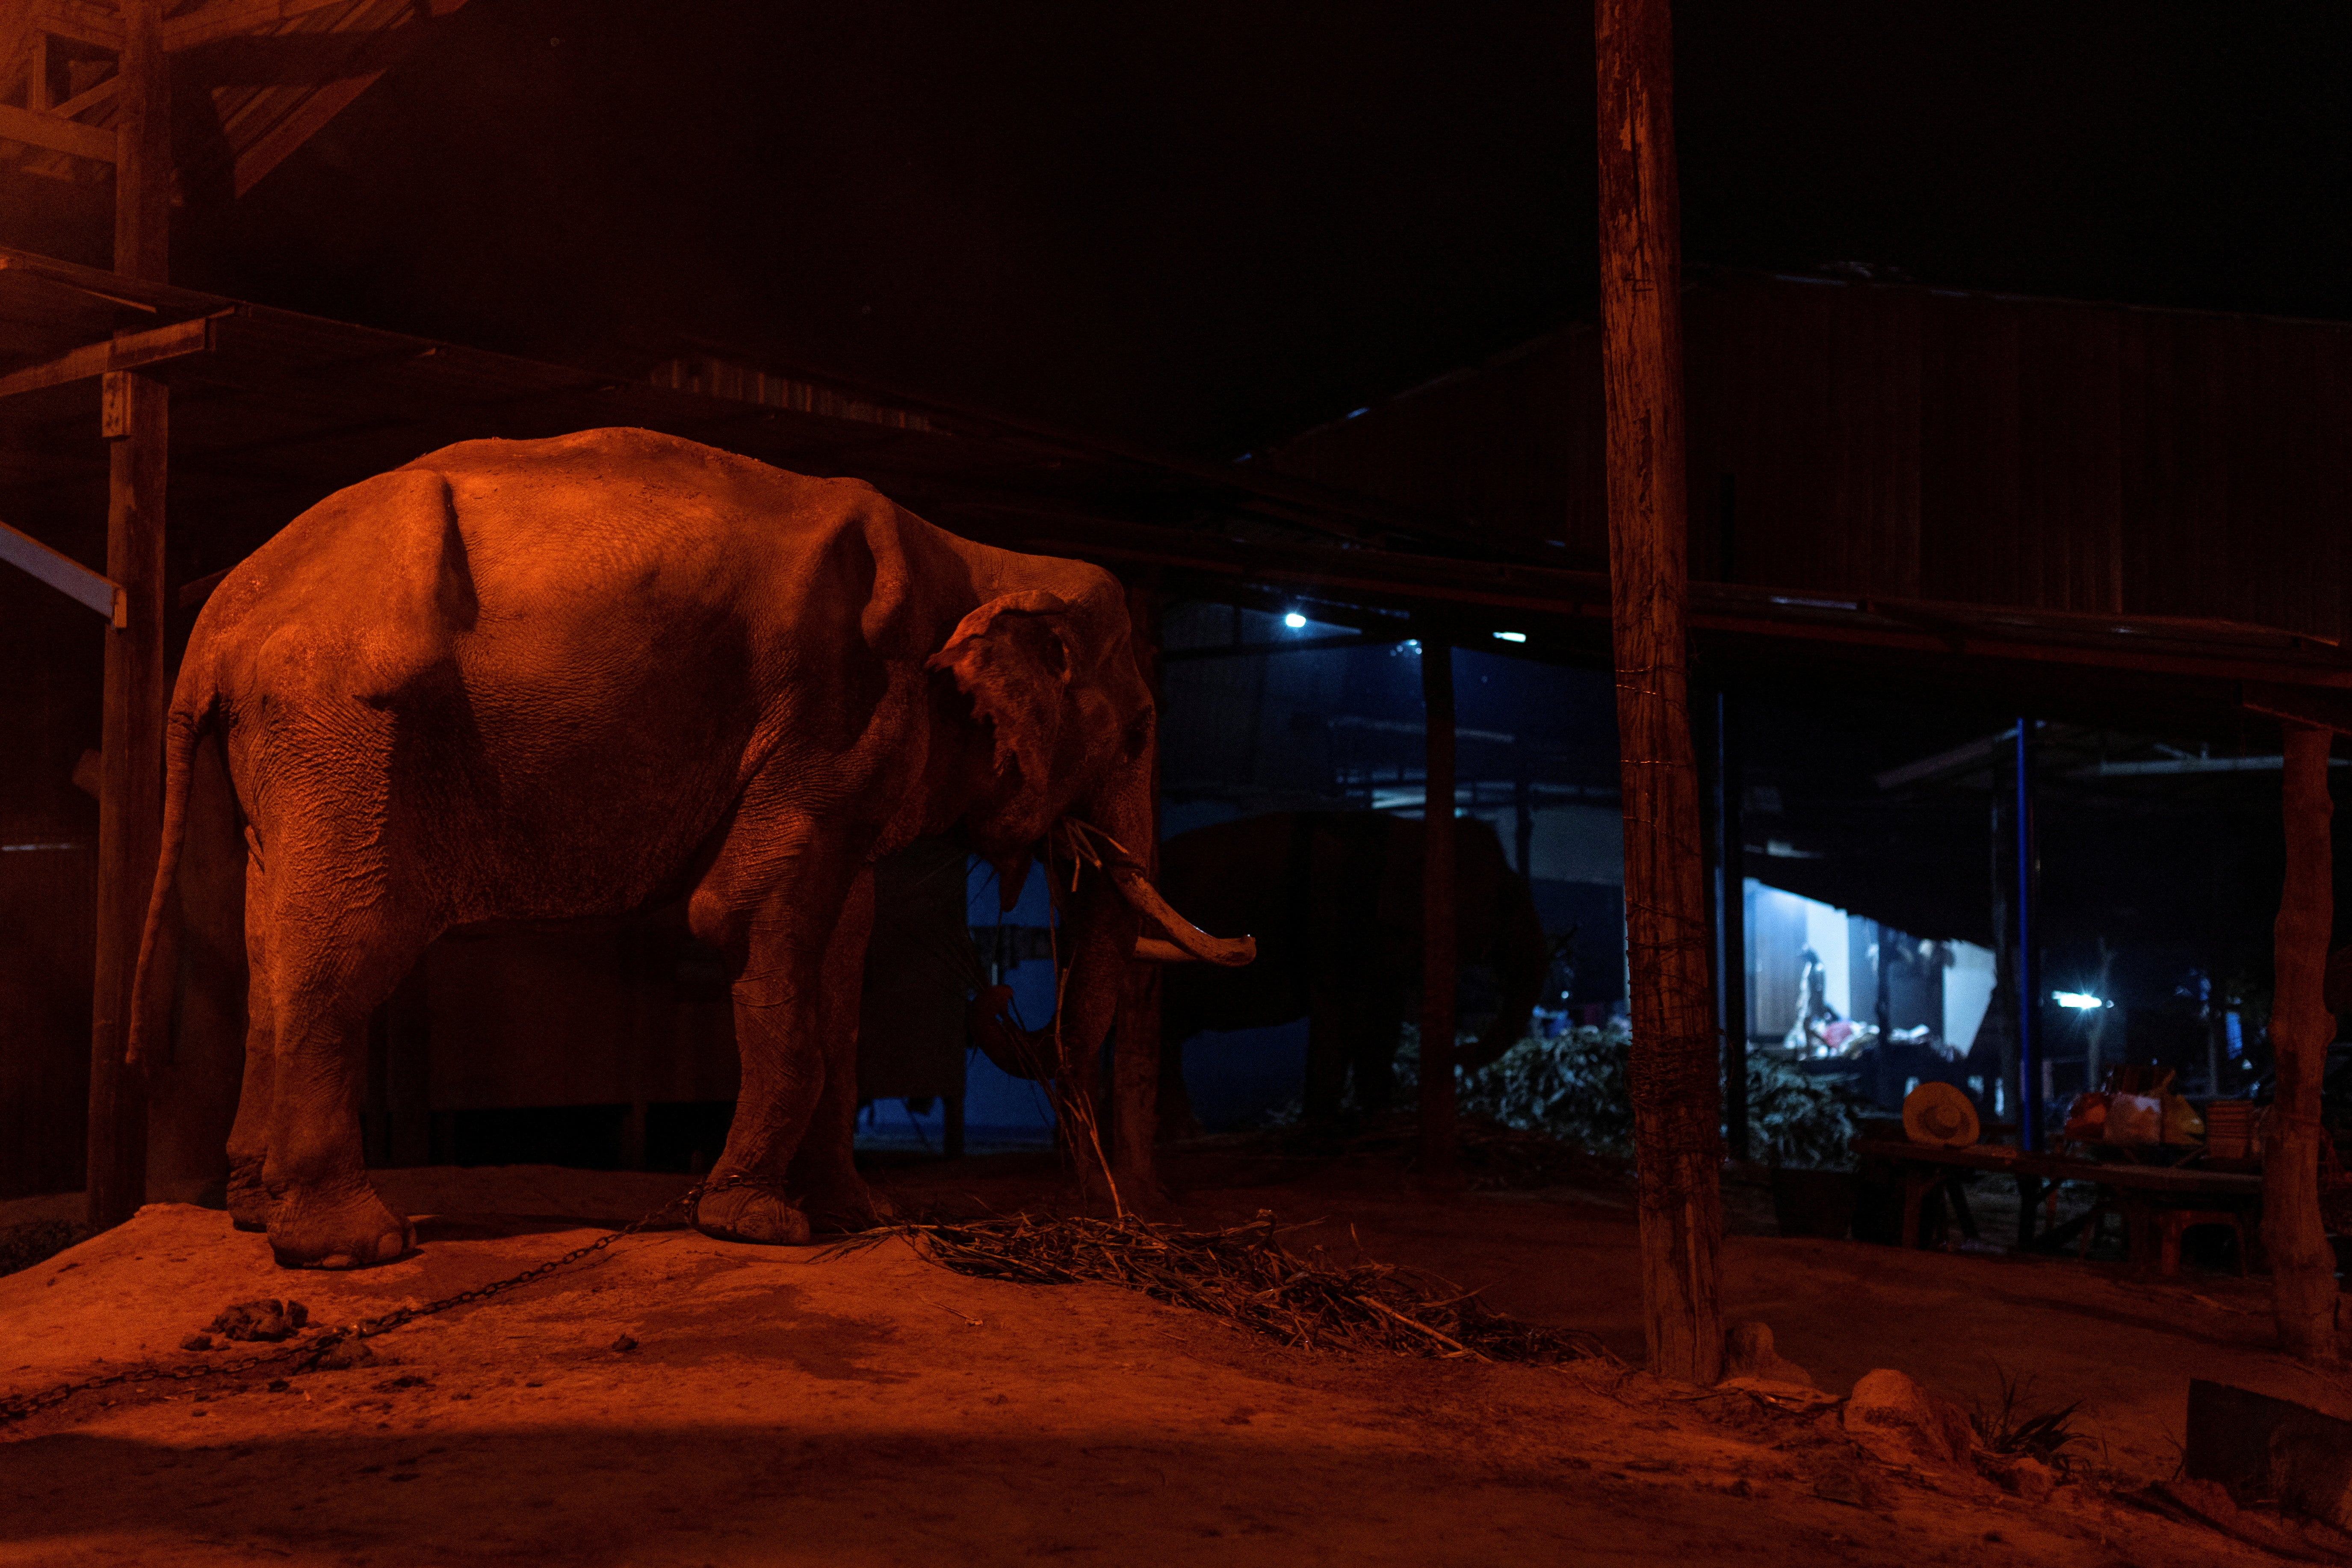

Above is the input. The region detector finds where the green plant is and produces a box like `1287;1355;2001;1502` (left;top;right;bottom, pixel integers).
1743;1051;1865;1169
1970;1363;2085;1474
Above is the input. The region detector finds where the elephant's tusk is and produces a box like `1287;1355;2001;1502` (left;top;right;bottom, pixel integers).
1132;936;1194;963
1107;866;1256;967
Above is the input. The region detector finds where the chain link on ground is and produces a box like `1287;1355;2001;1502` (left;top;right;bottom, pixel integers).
0;1173;759;1427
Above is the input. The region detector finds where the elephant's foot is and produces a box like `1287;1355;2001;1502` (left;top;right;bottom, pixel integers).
796;1174;892;1235
693;1177;814;1246
266;1180;414;1270
227;1158;278;1233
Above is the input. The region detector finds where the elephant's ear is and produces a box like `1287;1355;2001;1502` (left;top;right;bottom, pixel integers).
927;592;1075;803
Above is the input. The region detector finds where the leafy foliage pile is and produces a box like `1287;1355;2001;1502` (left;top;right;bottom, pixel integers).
1396;1024;1865;1169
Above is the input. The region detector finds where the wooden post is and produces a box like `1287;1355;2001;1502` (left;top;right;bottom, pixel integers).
1419;637;1459;1185
1111;580;1166;1207
2267;723;2339;1364
89;0;171;1232
1595;0;1724;1384
113;0;170;283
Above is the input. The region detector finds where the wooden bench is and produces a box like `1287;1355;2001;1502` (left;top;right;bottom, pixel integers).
1851;1138;2264;1275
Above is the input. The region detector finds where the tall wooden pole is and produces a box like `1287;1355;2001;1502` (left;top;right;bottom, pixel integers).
1419;638;1459;1185
1595;0;1723;1383
1112;580;1166;1207
89;0;171;1231
2267;723;2339;1364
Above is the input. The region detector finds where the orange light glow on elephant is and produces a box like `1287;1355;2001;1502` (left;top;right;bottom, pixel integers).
129;428;1248;1269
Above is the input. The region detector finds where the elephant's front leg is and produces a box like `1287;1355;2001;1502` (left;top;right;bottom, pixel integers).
688;818;868;1246
784;864;886;1231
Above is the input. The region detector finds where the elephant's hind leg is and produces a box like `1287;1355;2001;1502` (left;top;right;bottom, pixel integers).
248;853;432;1269
225;848;280;1231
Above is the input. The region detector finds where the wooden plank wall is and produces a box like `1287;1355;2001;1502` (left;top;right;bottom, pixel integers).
1271;275;2352;641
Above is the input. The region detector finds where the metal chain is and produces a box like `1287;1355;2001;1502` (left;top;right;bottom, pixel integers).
0;1173;748;1426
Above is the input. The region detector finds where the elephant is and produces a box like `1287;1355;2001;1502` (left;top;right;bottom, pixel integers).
128;427;1250;1269
1152;811;1552;1131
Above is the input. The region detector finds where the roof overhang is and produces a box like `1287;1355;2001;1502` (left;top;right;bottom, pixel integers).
6;245;2349;744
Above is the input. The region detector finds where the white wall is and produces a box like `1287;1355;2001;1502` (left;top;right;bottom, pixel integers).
1944;941;1996;1054
1802;897;1852;1020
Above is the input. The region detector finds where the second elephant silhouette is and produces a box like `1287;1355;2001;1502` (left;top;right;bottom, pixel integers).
1154;811;1554;1133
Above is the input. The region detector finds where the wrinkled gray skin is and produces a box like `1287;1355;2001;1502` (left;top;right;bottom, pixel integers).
130;428;1245;1268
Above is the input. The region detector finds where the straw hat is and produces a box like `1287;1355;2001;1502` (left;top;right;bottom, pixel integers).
1903;1082;1980;1148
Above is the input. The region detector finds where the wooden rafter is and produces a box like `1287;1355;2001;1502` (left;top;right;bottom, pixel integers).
0;97;110;159
163;0;365;53
0;0;468;193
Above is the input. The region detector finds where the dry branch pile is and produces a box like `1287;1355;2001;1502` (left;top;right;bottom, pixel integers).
851;1211;1611;1364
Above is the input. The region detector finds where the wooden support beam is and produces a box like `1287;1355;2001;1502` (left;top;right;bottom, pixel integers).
2267;724;2340;1364
228;0;473;198
164;0;360;52
1111;580;1167;1208
1418;638;1459;1186
0;313;218;402
50;71;121;122
89;367;165;1232
112;0;166;283
0;99;117;162
0;514;123;622
2246;682;2352;737
30;3;124;52
29;27;54;114
1596;0;1724;1384
89;0;169;1235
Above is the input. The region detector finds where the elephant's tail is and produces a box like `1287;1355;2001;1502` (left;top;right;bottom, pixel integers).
126;669;220;1066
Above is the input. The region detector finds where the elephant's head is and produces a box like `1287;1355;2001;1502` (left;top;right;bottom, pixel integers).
929;581;1251;1086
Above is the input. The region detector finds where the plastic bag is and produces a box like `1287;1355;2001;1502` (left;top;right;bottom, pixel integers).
2106;1093;2163;1146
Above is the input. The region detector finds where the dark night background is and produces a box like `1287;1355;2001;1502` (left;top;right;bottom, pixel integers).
88;0;2345;460
5;0;2346;1160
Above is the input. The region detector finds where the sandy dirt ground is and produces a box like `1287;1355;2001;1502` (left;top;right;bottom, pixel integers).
1;1153;2344;1567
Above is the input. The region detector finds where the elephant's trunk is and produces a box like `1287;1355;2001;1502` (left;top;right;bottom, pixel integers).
964;759;1253;1084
